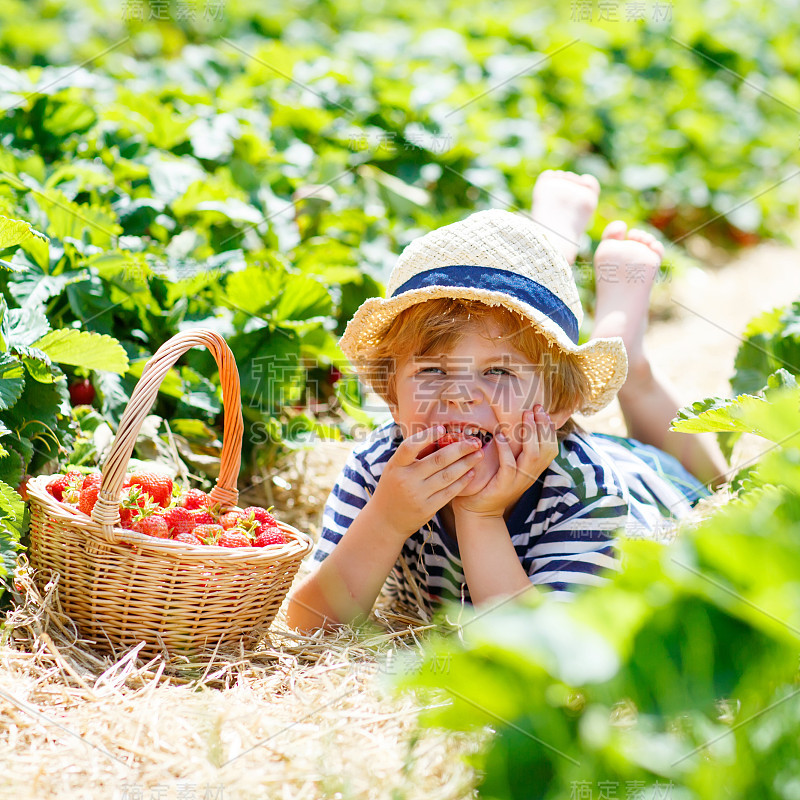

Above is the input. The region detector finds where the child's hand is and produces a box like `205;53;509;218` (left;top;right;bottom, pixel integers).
370;425;485;539
452;406;558;519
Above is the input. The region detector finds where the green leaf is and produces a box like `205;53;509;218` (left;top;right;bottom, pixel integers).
8;269;90;311
356;164;432;215
33;329;129;374
732;302;800;395
0;479;25;596
38;189;122;248
274;274;333;322
43;100;97;137
223;265;283;316
732;386;800;446
0;352;25;411
20;349;57;383
0;215;48;251
223;267;331;322
169;418;220;445
0;449;24;488
128;357;183;397
94;371;132;427
671;395;758;435
6;305;50;349
766;368;799;393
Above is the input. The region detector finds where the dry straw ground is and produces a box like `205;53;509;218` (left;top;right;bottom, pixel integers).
0;441;483;800
1;239;797;800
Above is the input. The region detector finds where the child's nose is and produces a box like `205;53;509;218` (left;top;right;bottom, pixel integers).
442;375;484;406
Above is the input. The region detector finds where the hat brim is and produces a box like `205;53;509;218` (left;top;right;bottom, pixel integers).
338;285;628;416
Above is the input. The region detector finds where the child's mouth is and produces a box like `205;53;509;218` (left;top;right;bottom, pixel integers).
417;426;494;459
461;427;494;448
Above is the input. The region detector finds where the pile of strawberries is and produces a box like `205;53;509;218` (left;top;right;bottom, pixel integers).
46;470;287;548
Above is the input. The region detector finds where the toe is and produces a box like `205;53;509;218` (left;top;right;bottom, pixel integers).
579;173;601;194
561;170;585;185
628;228;664;257
601;220;628;240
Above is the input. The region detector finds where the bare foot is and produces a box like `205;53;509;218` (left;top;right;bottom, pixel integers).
591;220;664;369
530;169;600;264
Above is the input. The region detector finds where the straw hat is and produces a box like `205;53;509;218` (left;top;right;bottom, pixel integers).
338;209;628;415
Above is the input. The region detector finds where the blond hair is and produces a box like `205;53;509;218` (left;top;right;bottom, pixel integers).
356;298;590;439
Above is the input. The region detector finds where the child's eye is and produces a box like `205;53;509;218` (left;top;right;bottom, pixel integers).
417;367;445;375
486;367;513;376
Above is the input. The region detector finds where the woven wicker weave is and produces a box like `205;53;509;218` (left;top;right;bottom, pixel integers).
27;329;312;659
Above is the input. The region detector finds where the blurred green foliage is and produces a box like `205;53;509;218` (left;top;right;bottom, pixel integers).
402;376;800;798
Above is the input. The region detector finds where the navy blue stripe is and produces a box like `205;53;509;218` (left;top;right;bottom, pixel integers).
531;558;609;575
390;265;580;345
532;528;613;547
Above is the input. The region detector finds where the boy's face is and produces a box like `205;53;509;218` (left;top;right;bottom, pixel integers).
390;318;576;496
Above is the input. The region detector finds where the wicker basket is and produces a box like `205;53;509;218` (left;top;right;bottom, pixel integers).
27;329;313;659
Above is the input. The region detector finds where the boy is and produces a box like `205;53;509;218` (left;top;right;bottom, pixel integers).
286;172;726;631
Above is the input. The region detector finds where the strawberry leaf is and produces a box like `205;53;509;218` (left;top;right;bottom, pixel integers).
0;353;25;411
32;329;129;374
0;215;48;252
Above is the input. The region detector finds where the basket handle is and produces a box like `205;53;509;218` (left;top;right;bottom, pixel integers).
90;329;244;542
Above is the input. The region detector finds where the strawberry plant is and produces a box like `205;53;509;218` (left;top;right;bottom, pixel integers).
0;217;130;604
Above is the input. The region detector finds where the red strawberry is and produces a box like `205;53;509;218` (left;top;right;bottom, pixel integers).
118;485;151;527
132;515;170;539
220;510;248;530
193;524;224;544
78;474;103;516
161;506;196;537
190;508;215;526
217;530;251;548
181;488;213;510
69;378;95;406
127;471;174;508
436;432;464;448
174;531;204;545
244;506;278;527
253;525;286;547
47;470;83;502
417;431;466;460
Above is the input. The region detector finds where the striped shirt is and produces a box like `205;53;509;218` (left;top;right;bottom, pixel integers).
311;421;706;612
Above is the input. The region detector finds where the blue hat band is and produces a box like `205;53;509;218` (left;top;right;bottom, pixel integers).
390;265;580;345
